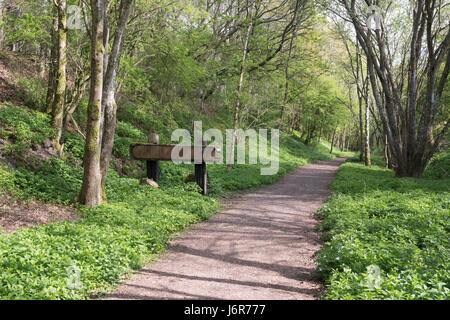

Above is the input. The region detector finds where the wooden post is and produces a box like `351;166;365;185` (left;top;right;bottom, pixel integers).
147;133;161;181
195;139;207;195
129;136;219;196
195;162;207;195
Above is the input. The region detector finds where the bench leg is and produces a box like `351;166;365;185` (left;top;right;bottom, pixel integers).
195;162;207;195
147;160;161;182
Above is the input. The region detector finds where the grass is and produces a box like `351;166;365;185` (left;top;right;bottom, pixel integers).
317;157;450;300
0;103;351;299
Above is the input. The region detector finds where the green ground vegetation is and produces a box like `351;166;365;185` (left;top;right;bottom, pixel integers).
317;157;450;299
0;103;350;299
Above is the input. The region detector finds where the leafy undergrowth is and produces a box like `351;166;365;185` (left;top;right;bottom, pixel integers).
1;150;219;299
0;103;352;299
317;159;450;300
0;103;54;155
423;151;450;179
0;174;217;299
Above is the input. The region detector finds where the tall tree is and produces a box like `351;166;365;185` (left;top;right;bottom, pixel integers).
46;6;58;113
79;0;106;207
337;0;450;177
100;0;134;196
365;91;371;166
0;0;7;47
227;0;256;171
279;26;296;129
335;22;370;163
279;0;307;128
50;0;67;156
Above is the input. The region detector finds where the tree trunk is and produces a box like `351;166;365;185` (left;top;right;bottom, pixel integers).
227;4;254;171
304;126;316;145
51;0;67;156
279;29;296;129
38;44;46;80
340;0;449;177
63;74;89;133
341;126;346;151
46;9;58;113
364;97;371;166
79;0;106;207
100;0;134;197
346;133;350;151
330;127;337;154
384;134;389;168
358;95;364;161
0;3;5;47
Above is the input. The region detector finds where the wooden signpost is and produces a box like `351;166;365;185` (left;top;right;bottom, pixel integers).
130;133;220;195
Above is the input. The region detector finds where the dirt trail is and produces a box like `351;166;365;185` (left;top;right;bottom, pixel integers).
104;157;348;300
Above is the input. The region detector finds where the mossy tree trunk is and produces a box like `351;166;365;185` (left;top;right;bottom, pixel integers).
50;0;67;156
100;0;134;197
0;3;5;46
46;8;58;114
79;0;106;207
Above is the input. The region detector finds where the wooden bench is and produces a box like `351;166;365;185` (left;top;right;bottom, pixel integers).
129;134;220;195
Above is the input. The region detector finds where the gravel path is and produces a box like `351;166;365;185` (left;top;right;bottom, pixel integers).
104;157;348;300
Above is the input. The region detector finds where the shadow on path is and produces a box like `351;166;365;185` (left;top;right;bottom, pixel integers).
104;157;348;300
